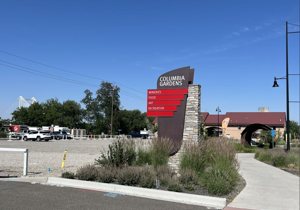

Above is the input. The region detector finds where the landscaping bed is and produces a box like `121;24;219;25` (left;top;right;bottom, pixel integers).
61;138;246;203
255;147;300;177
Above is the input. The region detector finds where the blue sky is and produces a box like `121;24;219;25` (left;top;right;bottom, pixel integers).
0;0;299;124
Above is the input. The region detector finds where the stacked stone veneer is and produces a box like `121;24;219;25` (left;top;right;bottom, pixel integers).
168;84;201;172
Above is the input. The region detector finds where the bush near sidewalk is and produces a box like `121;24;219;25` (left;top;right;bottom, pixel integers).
180;138;240;196
65;137;242;197
255;147;300;170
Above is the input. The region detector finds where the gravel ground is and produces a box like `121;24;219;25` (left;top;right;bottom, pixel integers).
0;138;116;177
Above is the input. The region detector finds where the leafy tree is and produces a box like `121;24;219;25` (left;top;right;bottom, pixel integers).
81;82;121;134
43;98;63;126
260;130;272;143
284;120;300;139
61;100;84;128
12;107;29;125
0;117;12;127
11;98;84;128
118;109;147;134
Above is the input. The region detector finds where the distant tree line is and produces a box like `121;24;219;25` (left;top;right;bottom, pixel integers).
4;82;155;135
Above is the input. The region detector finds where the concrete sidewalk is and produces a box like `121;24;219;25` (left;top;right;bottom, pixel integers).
224;153;299;210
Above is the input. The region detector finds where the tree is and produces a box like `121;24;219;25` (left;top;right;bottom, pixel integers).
26;102;45;126
61;100;84;128
12;107;29;125
81;81;121;134
117;109;147;134
11;98;84;128
260;130;272;143
43;98;63;126
284;120;300;139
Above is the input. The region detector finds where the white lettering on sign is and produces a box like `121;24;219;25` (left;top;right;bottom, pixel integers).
148;107;165;110
149;90;161;94
148;101;154;105
148;96;156;99
159;76;185;87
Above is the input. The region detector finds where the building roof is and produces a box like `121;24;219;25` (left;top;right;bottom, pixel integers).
201;112;286;127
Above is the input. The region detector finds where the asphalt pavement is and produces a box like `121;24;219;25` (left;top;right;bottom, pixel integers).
0;181;212;210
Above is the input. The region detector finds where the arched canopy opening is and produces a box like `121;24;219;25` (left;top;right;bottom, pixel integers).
241;123;272;145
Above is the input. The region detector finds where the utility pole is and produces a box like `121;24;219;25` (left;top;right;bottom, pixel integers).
110;85;114;138
216;106;221;137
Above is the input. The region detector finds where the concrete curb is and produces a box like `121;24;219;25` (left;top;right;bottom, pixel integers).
47;177;226;209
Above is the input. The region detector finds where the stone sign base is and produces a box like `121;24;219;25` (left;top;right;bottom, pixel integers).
168;84;201;172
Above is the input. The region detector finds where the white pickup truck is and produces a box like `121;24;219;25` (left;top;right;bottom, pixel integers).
23;130;51;141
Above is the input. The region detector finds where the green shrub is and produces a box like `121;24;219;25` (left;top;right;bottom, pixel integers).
168;184;182;192
202;157;239;196
233;143;256;153
272;156;287;167
136;148;152;166
61;171;75;179
139;168;156;188
76;164;98;181
184;184;195;191
156;165;177;187
124;139;137;166
286;151;300;167
0;131;7;138
180;138;237;173
258;153;272;162
255;150;260;159
179;168;198;185
180;143;206;173
233;142;244;152
118;167;140;186
149;138;173;169
95;140;136;167
98;166;118;183
275;139;286;145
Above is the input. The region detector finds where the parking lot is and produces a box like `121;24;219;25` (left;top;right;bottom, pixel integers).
0;138;119;177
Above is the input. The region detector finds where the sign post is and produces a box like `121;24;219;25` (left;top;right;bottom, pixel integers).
271;130;275;148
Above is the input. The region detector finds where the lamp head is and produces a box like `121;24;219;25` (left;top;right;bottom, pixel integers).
273;78;279;87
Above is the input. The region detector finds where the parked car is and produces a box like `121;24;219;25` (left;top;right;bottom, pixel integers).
127;132;148;139
15;130;29;140
23;130;51;141
50;131;72;140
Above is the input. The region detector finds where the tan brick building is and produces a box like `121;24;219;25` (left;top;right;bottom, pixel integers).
201;112;286;143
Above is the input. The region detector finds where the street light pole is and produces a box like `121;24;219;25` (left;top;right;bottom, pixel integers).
285;21;290;151
273;21;300;151
216;106;221;137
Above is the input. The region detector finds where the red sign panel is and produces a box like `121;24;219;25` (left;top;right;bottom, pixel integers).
147;106;177;111
148;89;188;95
147;111;173;117
147;95;185;100
146;88;188;117
147;100;181;106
